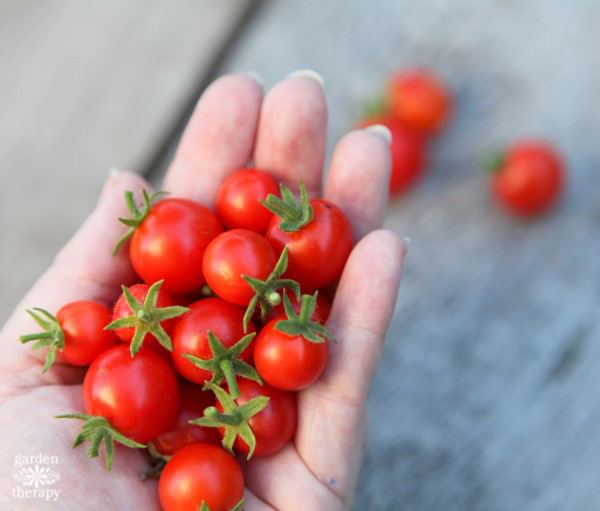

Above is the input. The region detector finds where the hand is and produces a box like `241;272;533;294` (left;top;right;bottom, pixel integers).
0;71;406;510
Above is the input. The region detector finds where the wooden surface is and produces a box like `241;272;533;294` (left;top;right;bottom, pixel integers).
213;1;600;509
3;1;600;510
0;0;254;325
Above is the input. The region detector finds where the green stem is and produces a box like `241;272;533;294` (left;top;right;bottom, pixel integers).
204;407;242;427
220;360;240;399
19;332;54;342
299;295;311;326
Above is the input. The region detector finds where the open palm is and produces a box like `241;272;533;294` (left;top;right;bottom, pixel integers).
0;72;405;511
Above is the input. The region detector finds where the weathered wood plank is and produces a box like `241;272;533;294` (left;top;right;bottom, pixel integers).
0;0;255;324
212;0;600;509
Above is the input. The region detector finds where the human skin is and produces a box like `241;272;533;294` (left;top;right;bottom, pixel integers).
0;70;406;510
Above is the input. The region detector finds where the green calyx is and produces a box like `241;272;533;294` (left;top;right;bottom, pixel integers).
242;246;300;332
259;179;314;232
275;291;336;343
104;279;189;357
19;308;65;373
182;331;262;400
360;94;387;120
199;500;244;511
189;382;269;460
112;188;167;256
482;151;505;174
55;414;145;471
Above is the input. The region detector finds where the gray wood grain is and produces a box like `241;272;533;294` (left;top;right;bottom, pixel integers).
0;0;253;325
212;0;600;509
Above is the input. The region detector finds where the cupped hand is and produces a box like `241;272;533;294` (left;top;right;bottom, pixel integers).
0;71;406;511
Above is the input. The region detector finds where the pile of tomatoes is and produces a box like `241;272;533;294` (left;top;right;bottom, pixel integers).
358;68;565;216
20;170;353;511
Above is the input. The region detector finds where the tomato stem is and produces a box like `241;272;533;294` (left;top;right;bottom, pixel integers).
219;359;240;399
275;291;337;344
55;414;146;471
242;246;301;332
112;188;168;256
104;280;189;357
19;308;65;373
183;331;261;395
259;179;314;232
190;382;269;459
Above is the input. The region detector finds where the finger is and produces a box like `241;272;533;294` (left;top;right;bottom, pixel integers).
324;126;392;240
244;487;277;511
296;230;407;504
243;444;345;511
163;73;263;206
0;170;149;384
253;70;327;196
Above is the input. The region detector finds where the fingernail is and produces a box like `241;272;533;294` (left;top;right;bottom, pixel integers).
241;71;264;88
109;167;122;179
287;69;324;88
402;236;412;255
365;124;392;146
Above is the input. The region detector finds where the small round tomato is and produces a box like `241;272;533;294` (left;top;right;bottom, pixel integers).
254;316;328;391
217;379;297;457
266;290;331;324
151;383;221;456
130;198;223;294
203;229;277;306
111;283;176;350
265;199;353;290
159;443;244;511
83;344;179;444
55;301;117;365
492;140;565;216
387;69;451;135
358;115;427;195
172;298;255;384
216;168;279;233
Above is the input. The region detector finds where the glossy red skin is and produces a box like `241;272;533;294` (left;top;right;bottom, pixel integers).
216;168;279;233
151;383;221;456
265;199;353;290
130;198;223;294
203;229;277;306
387;70;451;135
217;379;297;457
172;298;256;384
358;115;427;195
111;283;176;350
254;316;328;391
493;141;565;216
266;290;331;324
83;345;179;444
54;301;117;366
158;443;244;511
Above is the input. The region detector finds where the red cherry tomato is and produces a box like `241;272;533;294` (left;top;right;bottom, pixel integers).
216;168;279;233
172;298;255;384
265;199;353;290
387;69;451;135
358;115;427;195
254;316;328;391
158;443;244;511
53;301;117;365
266;290;331;324
492;141;565;216
130;198;223;294
151;383;221;456
217;379;297;457
83;344;179;444
203;229;277;306
111;283;175;350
